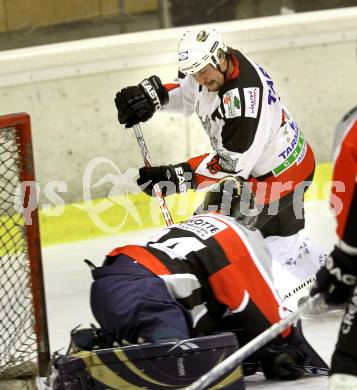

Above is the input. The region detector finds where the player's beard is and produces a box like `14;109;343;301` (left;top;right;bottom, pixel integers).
206;80;219;92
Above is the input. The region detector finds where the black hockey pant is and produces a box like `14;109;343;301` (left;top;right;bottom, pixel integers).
90;255;190;344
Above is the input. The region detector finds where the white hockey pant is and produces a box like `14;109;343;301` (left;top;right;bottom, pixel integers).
265;232;327;282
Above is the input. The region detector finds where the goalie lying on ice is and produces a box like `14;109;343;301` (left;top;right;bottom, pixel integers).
86;197;327;386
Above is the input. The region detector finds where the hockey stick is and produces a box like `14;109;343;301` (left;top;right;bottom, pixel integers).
284;364;330;376
185;293;323;390
241;362;330;377
132;123;174;226
283;275;316;300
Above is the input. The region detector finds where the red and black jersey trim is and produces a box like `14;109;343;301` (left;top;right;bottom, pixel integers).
342;186;357;248
164;83;180;92
332;119;357;247
146;227;232;276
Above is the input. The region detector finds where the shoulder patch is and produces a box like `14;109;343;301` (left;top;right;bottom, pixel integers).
222;88;241;119
244;87;260;118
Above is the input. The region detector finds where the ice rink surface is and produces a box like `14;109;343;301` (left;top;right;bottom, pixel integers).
43;200;341;389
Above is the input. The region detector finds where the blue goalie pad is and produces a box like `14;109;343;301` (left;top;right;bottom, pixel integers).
53;332;245;389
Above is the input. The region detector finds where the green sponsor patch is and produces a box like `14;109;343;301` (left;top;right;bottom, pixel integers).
272;131;305;176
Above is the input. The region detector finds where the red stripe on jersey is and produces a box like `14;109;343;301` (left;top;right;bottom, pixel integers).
206;217;290;337
227;54;240;81
332;120;357;240
188;153;221;187
249;143;315;205
164;83;180;92
108;245;171;275
187;154;229;187
194;173;221;187
188;144;314;203
187;153;210;171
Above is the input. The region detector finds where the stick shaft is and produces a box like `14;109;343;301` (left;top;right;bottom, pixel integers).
133;124;174;226
186;294;321;390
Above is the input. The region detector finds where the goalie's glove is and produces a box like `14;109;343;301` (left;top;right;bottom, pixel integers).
137;163;195;197
115;75;169;128
70;326;115;352
310;245;357;304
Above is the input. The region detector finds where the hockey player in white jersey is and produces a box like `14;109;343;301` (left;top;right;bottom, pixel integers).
114;28;325;287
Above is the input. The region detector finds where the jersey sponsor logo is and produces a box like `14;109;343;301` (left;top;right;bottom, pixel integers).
297;142;307;165
244;87;260;118
258;66;277;105
273;122;306;176
140;79;161;111
178;50;188;61
206;154;223;174
222;88;241;119
177;217;228;240
278;122;300;160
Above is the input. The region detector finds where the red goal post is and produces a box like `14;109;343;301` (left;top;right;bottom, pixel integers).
0;113;50;380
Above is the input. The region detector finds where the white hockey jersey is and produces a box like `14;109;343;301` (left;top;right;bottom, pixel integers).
162;49;315;202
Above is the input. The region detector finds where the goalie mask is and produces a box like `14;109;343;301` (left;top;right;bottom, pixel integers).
178;28;228;75
203;178;259;227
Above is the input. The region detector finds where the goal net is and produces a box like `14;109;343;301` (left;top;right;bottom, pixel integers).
0;113;50;382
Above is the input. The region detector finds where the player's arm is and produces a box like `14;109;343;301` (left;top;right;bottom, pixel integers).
161;72;196;116
136;153;241;197
135;99;275;196
311;120;357;303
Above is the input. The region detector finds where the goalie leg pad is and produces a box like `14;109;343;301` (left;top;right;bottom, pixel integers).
53;332;245;389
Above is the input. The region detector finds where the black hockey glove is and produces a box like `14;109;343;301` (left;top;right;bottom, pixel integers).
137;163;195;197
310;246;357;304
115;75;169;128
